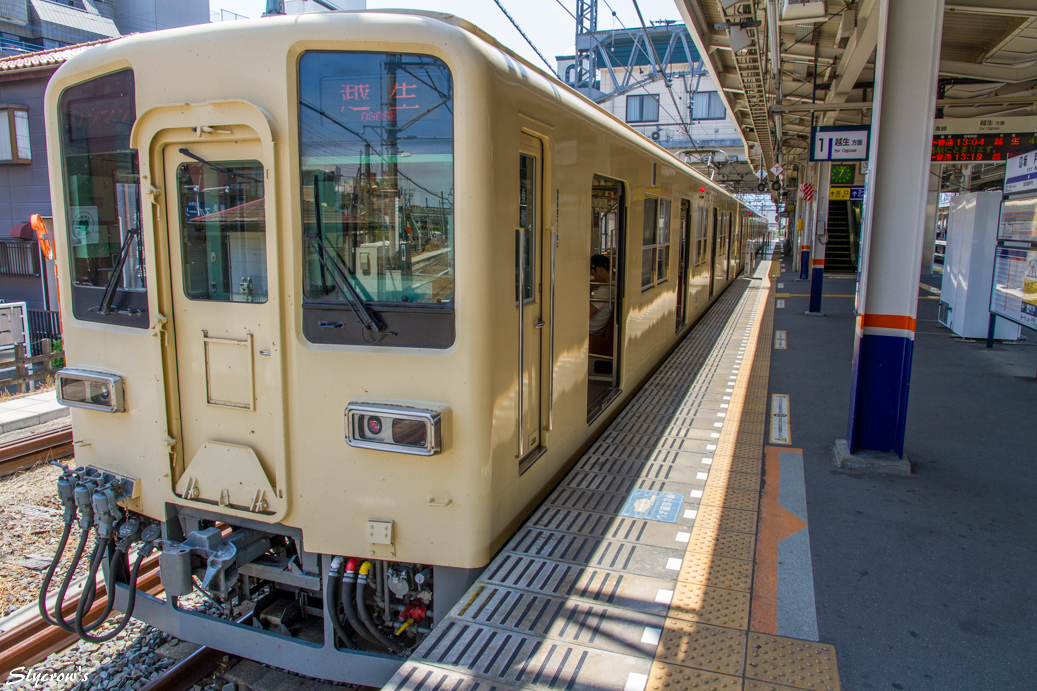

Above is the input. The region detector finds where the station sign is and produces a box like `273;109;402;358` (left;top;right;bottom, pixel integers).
829;187;865;201
1004;149;1037;196
932;116;1037;163
810;125;870;162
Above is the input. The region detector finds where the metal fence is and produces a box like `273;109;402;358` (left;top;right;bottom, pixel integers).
28;309;61;355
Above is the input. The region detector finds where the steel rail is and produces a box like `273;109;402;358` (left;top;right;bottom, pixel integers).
0;555;160;678
0;552;248;691
0;424;74;478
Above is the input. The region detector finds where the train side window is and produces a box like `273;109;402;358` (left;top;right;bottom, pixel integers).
297;51;454;348
656;198;671;284
695;205;708;266
176;160;267;303
517;154;535;303
641;196;671;289
59;69;148;328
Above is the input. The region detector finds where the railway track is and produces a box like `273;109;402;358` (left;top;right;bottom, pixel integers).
0;553;231;691
0;426;347;690
0;551;340;691
0;424;74;477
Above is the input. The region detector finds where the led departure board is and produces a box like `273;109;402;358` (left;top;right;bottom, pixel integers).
931;132;1037;162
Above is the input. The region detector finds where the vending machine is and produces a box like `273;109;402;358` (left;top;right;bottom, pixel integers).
939;191;1021;340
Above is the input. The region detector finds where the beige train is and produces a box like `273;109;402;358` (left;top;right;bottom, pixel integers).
39;10;766;684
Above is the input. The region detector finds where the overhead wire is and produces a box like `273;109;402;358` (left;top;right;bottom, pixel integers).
490;0;557;73
629;0;699;154
601;0;628;29
554;0;577;22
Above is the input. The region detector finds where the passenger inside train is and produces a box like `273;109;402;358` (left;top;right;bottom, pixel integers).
589;254;613;337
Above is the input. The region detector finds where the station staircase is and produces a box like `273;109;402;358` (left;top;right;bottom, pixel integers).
824;200;857;273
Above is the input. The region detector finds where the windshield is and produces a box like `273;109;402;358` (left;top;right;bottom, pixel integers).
60;70;144;294
298;51;454;305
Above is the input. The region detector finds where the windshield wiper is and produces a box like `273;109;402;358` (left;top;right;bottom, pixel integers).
178;148;262;183
91;228;142;316
304;233;383;334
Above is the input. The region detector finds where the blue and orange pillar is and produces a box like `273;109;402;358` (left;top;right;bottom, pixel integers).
847;0;944;458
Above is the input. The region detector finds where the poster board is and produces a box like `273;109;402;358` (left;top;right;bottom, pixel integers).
997;196;1037;242
989;246;1037;330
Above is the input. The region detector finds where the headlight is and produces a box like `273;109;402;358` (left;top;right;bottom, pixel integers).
56;369;125;413
345;402;442;456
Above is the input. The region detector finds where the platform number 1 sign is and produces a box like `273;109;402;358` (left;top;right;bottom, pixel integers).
811;126;871;162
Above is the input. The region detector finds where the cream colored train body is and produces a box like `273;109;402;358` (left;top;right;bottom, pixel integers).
43;11;765;683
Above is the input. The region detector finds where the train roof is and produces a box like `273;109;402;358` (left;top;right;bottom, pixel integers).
51;10;750;208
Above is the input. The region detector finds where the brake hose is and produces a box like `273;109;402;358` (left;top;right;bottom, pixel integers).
340;559;382;649
37;519;73;627
70;538;121;638
51;528;95;633
356;561;407;655
325;557;358;650
74;523;156;643
73;548;133;642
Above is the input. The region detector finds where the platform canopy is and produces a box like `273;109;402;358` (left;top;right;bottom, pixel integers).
674;0;1037;188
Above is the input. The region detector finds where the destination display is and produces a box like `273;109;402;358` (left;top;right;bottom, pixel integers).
931;133;1037;162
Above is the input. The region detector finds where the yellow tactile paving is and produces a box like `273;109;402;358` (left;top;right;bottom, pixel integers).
701;484;760;512
644;257;842;691
677;552;753;592
655;619;747;676
703;470;761;492
686;525;756;561
645;661;744;691
744;634;840;691
707;454;762;475
744;683;821;691
694;505;759;534
670;581;751;629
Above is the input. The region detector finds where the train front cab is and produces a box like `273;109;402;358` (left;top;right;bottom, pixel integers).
41;12;762;686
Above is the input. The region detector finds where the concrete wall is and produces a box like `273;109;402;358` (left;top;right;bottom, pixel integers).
286;0;366;11
111;0;209;34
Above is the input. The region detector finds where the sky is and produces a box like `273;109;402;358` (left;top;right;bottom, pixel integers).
207;0;687;71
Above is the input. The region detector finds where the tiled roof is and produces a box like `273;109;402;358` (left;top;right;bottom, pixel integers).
0;37;119;73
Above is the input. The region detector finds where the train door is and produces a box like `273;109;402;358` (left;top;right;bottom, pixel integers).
588;175;624;421
517;134;543;462
708;207;718;298
162;139;286;514
675;199;691;331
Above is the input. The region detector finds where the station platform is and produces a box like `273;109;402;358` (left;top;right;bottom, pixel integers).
386;247;842;691
768;254;1037;691
0;389;68;435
